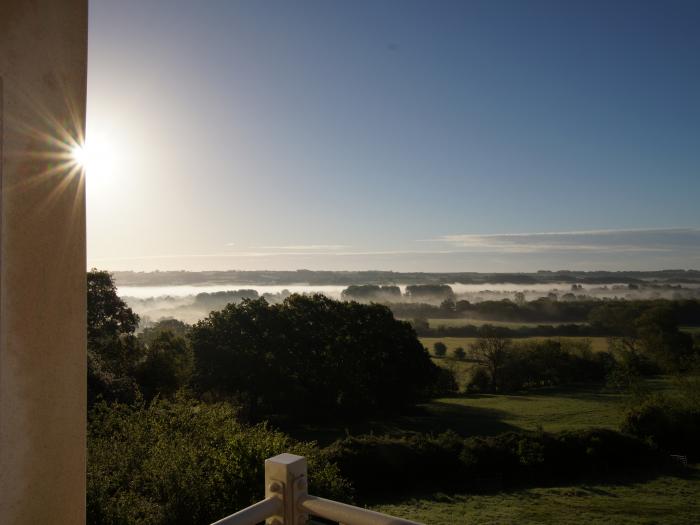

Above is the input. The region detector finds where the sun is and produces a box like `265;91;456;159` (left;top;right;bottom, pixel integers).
71;144;89;167
70;132;118;178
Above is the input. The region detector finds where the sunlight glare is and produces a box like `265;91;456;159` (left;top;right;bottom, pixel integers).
71;132;118;178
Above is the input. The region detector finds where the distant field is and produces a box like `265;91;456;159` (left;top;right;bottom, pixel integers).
681;326;700;334
426;318;586;329
425;387;625;434
421;336;609;355
285;380;676;445
374;467;700;525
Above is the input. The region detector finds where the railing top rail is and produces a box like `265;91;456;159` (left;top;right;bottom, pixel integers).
301;495;423;525
210;496;281;525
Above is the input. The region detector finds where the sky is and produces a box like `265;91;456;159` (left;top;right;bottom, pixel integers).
85;0;700;272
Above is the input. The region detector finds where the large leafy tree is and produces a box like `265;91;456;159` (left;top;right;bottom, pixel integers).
87;269;141;404
190;294;440;420
136;331;194;399
88;269;139;347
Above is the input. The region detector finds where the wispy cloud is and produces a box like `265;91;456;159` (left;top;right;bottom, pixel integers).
90;228;700;269
429;228;700;254
256;244;351;251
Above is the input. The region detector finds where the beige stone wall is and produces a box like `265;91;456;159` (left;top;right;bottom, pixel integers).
0;1;88;523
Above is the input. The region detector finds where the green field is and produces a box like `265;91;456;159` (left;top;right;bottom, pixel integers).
681;325;700;335
422;387;626;434
422;336;610;355
285;380;676;445
373;467;700;525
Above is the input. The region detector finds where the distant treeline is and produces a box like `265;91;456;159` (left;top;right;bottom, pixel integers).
113;269;700;287
393;298;700;334
415;322;607;338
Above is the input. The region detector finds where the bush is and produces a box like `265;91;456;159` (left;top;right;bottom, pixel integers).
322;432;464;498
426;366;459;397
88;399;350;525
621;395;700;460
324;429;663;499
466;367;491;393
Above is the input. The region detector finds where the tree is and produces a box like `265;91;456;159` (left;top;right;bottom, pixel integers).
139;318;190;348
433;341;447;357
405;284;455;303
589;303;695;373
87;269;142;404
635;306;694;372
469;330;513;391
88;269;139;348
136;331;194;399
453;347;466;360
191;295;440;420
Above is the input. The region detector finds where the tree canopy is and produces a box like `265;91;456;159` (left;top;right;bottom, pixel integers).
190;294;440;420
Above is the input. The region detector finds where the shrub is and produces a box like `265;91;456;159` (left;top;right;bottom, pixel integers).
88;399;350;525
621;395;700;460
466;367;491;393
324;429;663;499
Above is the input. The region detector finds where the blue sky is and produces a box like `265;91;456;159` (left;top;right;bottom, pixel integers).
86;0;700;271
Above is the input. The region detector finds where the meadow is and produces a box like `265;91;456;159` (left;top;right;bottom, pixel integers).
283;379;675;446
373;467;700;525
367;377;698;525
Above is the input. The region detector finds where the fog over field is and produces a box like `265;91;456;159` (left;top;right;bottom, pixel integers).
117;273;700;325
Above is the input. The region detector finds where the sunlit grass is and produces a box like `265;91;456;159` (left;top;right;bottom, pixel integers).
374;467;700;525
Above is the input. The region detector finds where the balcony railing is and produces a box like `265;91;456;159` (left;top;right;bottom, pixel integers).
211;453;423;525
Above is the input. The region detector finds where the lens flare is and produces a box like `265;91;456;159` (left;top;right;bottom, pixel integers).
70;133;117;178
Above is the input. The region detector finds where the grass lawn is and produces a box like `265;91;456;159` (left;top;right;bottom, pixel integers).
373;467;700;525
681;325;700;335
281;380;676;445
420;378;674;435
424;388;625;434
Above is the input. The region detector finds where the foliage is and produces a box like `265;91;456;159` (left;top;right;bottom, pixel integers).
87;270;142;405
139;318;190;347
190;295;441;420
621;367;700;460
591;303;697;374
88;269;140;347
453;347;466;360
404;284;455;303
465;336;614;393
87;398;351;525
136;331;194;399
468;331;513;391
341;285;402;302
324;428;662;499
393;298;700;336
